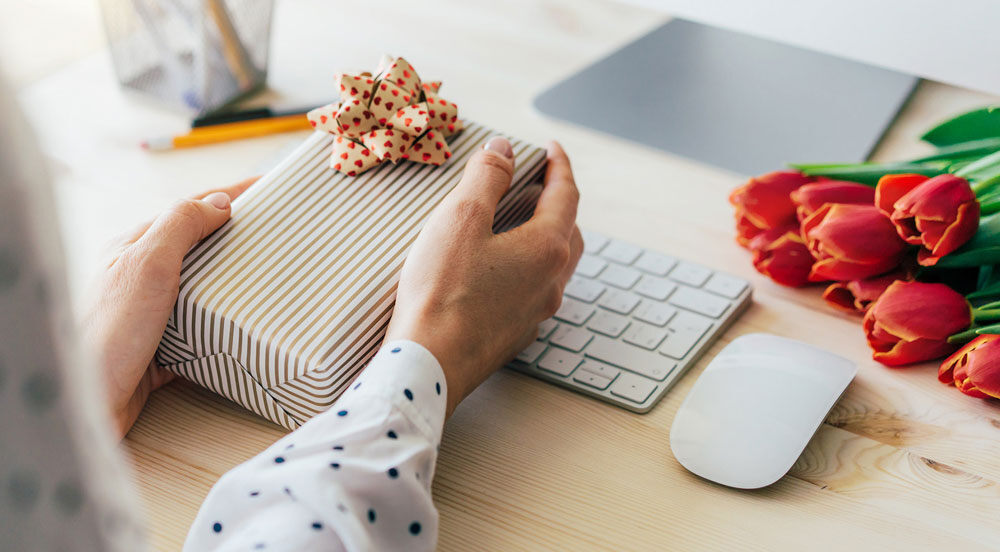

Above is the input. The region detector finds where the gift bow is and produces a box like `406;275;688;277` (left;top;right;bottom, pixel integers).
307;55;463;176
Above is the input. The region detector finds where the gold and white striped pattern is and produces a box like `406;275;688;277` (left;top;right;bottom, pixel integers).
155;123;547;429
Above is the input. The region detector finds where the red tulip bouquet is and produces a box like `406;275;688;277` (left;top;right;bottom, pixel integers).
730;106;1000;401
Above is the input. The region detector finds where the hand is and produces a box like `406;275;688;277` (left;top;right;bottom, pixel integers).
386;137;583;417
83;178;257;439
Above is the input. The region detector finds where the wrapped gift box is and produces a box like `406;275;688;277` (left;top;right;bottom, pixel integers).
155;123;546;429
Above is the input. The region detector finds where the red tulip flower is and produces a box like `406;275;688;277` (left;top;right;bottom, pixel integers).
801;204;908;282
822;271;906;314
875;174;980;266
730;171;813;247
790;180;876;222
938;334;1000;399
748;225;814;287
863;281;971;366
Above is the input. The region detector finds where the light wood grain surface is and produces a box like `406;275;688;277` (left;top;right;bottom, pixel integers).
11;0;1000;550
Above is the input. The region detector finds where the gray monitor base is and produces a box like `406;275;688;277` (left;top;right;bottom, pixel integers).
534;19;918;176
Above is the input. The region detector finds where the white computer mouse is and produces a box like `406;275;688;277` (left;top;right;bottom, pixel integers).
669;333;857;489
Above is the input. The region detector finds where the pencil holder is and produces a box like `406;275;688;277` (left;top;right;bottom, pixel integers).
99;0;273;113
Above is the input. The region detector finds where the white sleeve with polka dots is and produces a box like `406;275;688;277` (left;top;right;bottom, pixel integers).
183;340;448;552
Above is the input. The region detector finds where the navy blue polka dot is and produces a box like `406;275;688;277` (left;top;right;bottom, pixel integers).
388;468;399;479
368;509;376;523
333;445;344;451
212;522;223;533
436;382;441;395
254;543;265;550
285;443;294;450
274;456;285;464
311;521;323;530
409;522;422;535
337;410;348;416
354;382;361;390
404;389;413;401
249;490;260;497
330;462;341;469
387;430;397;439
391;347;401;353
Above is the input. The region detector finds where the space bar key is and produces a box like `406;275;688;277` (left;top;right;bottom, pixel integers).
585;336;670;380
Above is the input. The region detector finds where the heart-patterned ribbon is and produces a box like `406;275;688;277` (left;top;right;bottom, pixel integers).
307;55;463;176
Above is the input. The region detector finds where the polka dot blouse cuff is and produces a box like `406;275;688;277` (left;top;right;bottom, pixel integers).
182;341;447;552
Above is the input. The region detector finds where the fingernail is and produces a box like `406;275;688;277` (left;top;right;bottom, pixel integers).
203;192;231;210
483;136;513;159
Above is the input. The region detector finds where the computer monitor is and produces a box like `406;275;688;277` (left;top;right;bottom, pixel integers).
534;3;997;175
625;0;1000;94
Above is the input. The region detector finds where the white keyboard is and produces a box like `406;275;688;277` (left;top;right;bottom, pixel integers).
508;230;752;413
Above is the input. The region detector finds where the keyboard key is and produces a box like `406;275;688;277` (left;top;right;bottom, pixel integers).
564;277;606;303
669;286;730;318
585;335;674;381
550;325;593;352
581;230;609;254
633;300;677;327
634;274;677;301
517;341;547;363
538;348;582;376
600;240;642;265
575;254;607;278
634;251;677;276
610;372;658;403
669;262;712;287
554;297;595;325
573;371;613;390
597;289;641;315
537;319;559;340
598;264;642;289
704;273;749;299
623;321;669;350
578;359;621;380
587;310;630;337
660;311;714;359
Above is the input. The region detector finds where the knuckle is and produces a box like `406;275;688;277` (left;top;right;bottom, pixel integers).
542;288;563;319
476;149;515;179
538;235;570;269
450;197;490;226
167;199;204;228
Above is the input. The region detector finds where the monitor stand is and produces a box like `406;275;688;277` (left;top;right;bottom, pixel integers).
534;19;918;176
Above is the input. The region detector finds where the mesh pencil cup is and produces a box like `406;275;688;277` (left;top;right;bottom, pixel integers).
99;0;273;113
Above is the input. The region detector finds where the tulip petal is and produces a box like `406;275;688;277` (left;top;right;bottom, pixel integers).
868;282;971;342
919;201;982;264
965;335;1000;398
872;336;958;367
750;226;814;287
875;174;928;216
822;273;902;314
791;180;876;222
803;204;907;265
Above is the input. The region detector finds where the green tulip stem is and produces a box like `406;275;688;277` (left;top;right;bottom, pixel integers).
949;328;979;344
973;307;1000;322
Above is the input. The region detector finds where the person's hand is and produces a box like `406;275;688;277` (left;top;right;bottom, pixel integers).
386;137;582;417
83;178;257;439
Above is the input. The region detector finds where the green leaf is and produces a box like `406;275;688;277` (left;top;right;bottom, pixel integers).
955;150;1000;193
948;322;1000;343
796;163;946;186
922;106;1000;147
910;137;1000;163
935;213;1000;268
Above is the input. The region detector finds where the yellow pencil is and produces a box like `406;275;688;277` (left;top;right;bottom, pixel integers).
142;114;314;151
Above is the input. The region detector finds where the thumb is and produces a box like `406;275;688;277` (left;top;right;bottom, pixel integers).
443;136;516;222
136;192;232;267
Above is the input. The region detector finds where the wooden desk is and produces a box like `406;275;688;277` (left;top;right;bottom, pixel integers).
14;0;1000;549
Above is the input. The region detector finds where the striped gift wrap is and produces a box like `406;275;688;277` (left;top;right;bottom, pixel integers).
155;123;548;429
